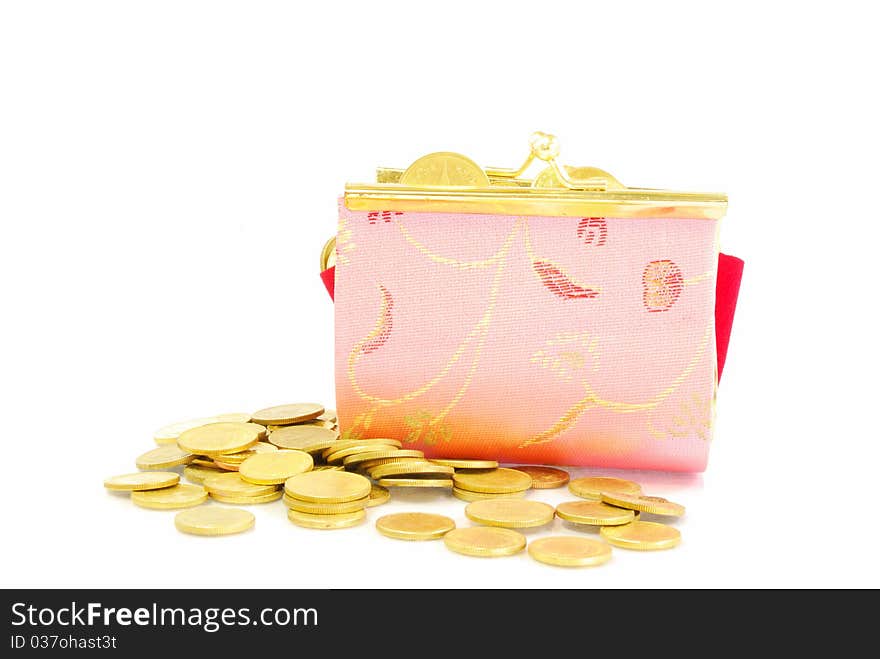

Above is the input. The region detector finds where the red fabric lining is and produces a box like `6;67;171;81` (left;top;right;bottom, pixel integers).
715;253;743;380
320;266;335;301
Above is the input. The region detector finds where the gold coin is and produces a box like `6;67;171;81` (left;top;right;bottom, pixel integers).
174;507;255;536
322;438;402;460
284;470;371;503
555;500;636;526
366;484;391;507
283;494;368;514
209;490;282;505
343;449;423;468
532;165;624;190
177;422;264;457
287;508;365;530
212;456;243;467
321;235;337;271
528;536;612;567
369;462;454;480
317;409;337;423
268;425;339;452
104;471;179;491
182;464;224;484
135;445;194;470
269;421;336;432
312;465;345;472
568;476;642;500
326;438;402;451
191;457;218;468
429;458;499;470
214;453;264;467
325;443;399;464
215;441;279;464
251;403;324;426
600;492;685;517
452;487;527;502
400;152;491;187
443;527;526;557
375;512;455;541
131;484;208;510
510;465;570;489
357;456;426;471
377;478;453;488
299;419;337;430
465;499;555;529
203;472;279;497
239;450;313;485
453;468;532;494
600;521;681;550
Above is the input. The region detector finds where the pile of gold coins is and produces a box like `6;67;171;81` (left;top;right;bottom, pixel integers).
105;402;686;566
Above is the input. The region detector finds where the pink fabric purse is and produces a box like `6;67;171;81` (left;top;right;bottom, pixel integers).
324;134;741;472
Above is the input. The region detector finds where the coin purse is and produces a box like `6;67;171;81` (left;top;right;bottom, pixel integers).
320;133;742;472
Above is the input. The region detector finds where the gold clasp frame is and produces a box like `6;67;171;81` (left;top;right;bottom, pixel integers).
346;131;726;220
324;132;728;270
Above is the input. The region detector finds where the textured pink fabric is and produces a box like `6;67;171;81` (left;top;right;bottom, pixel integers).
334;203;719;472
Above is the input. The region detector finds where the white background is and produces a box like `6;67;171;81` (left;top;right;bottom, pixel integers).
1;1;878;588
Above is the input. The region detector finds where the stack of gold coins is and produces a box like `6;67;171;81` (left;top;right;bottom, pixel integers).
266;409;337;433
430;458;499;470
283;470;373;529
343;448;425;472
202;472;283;505
451;467;533;501
252;403;336;432
368;459;454;489
177;421;267;470
331;438;456;489
323;438;403;465
213;442;279;471
268;425;339;456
